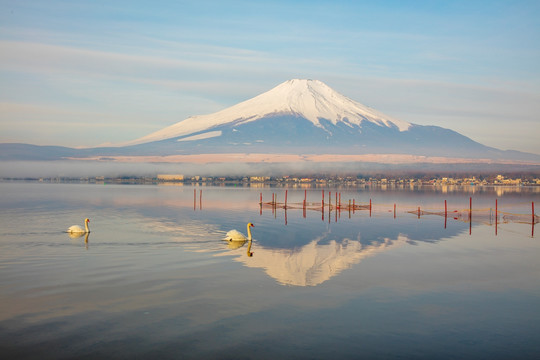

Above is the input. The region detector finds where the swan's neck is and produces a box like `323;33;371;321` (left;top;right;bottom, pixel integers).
85;221;90;233
246;224;252;240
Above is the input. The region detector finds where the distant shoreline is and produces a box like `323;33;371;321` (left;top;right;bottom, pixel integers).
2;176;539;188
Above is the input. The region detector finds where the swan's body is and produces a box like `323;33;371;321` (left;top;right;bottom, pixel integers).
225;222;254;241
68;218;90;234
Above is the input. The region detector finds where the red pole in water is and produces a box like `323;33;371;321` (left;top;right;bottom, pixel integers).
304;189;307;203
394;203;396;218
370;198;372;217
285;190;288;208
322;190;324;206
193;189;196;210
417;206;420;218
532;201;535;237
272;193;274;205
353;199;355;214
199;190;202;210
444;200;447;218
329;191;331;208
469;197;472;235
495;199;498;236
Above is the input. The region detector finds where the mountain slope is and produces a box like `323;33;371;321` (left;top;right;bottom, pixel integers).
124;79;411;146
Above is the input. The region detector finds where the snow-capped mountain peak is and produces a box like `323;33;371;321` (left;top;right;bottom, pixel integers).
125;79;411;145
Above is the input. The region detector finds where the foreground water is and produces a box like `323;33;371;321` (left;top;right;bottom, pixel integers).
1;182;539;359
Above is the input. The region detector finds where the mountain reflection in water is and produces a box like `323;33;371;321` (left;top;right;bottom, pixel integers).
224;234;406;286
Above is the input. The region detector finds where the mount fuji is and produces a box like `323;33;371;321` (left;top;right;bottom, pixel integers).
2;79;539;164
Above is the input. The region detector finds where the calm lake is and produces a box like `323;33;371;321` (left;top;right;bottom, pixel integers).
1;182;539;359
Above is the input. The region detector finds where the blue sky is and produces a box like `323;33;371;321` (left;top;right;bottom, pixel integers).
1;0;539;154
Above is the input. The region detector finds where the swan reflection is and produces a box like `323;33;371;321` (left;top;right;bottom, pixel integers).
223;239;254;257
68;231;87;239
68;232;90;249
225;239;247;250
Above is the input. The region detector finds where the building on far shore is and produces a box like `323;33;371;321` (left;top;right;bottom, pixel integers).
157;174;184;182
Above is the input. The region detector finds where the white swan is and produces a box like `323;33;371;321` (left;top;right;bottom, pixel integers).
68;218;90;234
225;222;254;241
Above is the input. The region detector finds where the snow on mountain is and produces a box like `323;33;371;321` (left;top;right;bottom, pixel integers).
125;79;411;146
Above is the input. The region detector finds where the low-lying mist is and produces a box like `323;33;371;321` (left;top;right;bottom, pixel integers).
1;160;539;179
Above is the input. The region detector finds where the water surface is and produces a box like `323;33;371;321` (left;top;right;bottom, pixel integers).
1;182;539;359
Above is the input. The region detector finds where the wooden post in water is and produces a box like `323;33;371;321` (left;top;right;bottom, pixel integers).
349;199;351;218
394;203;396;219
417;206;421;219
285;190;288;208
495;199;498;236
469;197;472;235
532;201;535;237
444;200;447;218
338;193;341;218
444;211;447;229
369;198;372;217
193;189;196;211
321;190;324;218
533;202;536;238
199;190;202;210
260;193;262;205
329;191;332;213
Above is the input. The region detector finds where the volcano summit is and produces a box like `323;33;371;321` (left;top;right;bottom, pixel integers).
126;79;412;146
